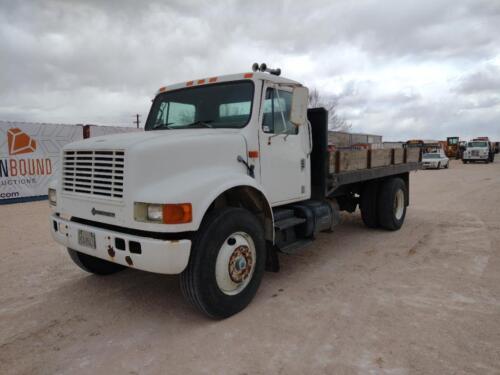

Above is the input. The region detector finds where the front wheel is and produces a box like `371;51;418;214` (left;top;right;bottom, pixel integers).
180;207;266;319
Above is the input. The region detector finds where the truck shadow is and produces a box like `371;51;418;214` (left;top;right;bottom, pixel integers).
51;268;207;324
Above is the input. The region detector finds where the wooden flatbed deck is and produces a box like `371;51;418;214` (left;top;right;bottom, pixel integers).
326;148;421;194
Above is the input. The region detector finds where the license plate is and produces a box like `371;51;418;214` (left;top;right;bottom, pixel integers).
78;229;96;249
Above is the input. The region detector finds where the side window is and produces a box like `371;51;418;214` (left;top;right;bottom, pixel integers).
262;88;297;135
155;102;195;126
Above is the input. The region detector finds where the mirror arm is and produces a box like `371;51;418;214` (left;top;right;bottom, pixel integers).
237;155;255;178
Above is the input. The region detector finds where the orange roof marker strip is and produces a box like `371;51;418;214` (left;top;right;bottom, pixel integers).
186;81;194;86
197;79;206;84
244;73;253;78
158;86;167;93
208;77;218;83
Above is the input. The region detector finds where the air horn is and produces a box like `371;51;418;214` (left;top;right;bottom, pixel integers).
252;62;281;76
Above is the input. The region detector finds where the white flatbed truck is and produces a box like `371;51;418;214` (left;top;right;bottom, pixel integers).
49;64;421;318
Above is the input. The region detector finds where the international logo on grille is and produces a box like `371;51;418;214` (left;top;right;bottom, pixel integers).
7;128;37;155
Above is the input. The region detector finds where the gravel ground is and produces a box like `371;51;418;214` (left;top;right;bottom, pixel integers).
1;159;499;375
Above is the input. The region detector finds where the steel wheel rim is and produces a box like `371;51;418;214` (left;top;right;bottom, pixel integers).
215;231;256;296
394;189;405;220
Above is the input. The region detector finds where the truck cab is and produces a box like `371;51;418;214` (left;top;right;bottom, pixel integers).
49;65;417;318
462;138;494;163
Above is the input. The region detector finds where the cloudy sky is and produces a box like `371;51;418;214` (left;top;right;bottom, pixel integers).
1;0;499;140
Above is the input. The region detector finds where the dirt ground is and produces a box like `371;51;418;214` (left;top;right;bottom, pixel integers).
1;159;499;375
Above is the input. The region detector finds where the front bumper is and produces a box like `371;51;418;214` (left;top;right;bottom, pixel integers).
50;214;191;274
464;155;488;160
422;162;439;169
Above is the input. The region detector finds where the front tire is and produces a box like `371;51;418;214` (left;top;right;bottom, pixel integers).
67;248;126;275
377;178;407;231
180;207;266;319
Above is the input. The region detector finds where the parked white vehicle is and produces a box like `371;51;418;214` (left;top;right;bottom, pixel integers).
462;140;493;163
422;151;449;169
49;64;420;318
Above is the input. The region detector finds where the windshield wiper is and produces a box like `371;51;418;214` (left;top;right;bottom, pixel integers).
152;122;174;130
180;120;214;129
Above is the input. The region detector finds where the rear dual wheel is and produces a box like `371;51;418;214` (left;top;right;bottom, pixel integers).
360;182;379;228
377;178;407;230
360;178;407;231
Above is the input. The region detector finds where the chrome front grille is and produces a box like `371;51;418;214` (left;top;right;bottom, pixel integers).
62;150;124;199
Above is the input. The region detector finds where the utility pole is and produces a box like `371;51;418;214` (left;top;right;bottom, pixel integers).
134;114;141;128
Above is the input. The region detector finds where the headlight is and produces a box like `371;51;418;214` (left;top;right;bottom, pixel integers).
48;188;57;206
134;202;192;224
147;204;163;222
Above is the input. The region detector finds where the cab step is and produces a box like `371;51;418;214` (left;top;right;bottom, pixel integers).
274;216;306;231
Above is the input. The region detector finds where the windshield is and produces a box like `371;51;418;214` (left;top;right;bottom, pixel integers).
145;81;254;130
468;141;487;148
423;153;441;159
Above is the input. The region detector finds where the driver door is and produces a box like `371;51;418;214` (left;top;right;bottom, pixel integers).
258;84;309;205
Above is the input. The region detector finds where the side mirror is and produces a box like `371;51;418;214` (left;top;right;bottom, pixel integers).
290;86;309;126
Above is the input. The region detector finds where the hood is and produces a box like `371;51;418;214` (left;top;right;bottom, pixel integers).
56;127;249;230
64;128;241;151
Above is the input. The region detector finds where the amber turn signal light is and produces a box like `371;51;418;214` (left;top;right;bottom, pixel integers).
163;203;192;224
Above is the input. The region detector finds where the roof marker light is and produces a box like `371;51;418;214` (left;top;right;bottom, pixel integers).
186;81;194;86
244;73;253;78
197;79;206;84
208;77;218;83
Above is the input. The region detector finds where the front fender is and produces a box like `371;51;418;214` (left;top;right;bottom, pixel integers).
133;167;270;232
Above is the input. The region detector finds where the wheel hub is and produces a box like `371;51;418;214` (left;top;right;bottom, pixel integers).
215;231;257;295
228;245;253;283
394;189;405;220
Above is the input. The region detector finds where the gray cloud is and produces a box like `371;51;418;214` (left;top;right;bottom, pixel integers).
0;0;499;140
456;63;500;94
